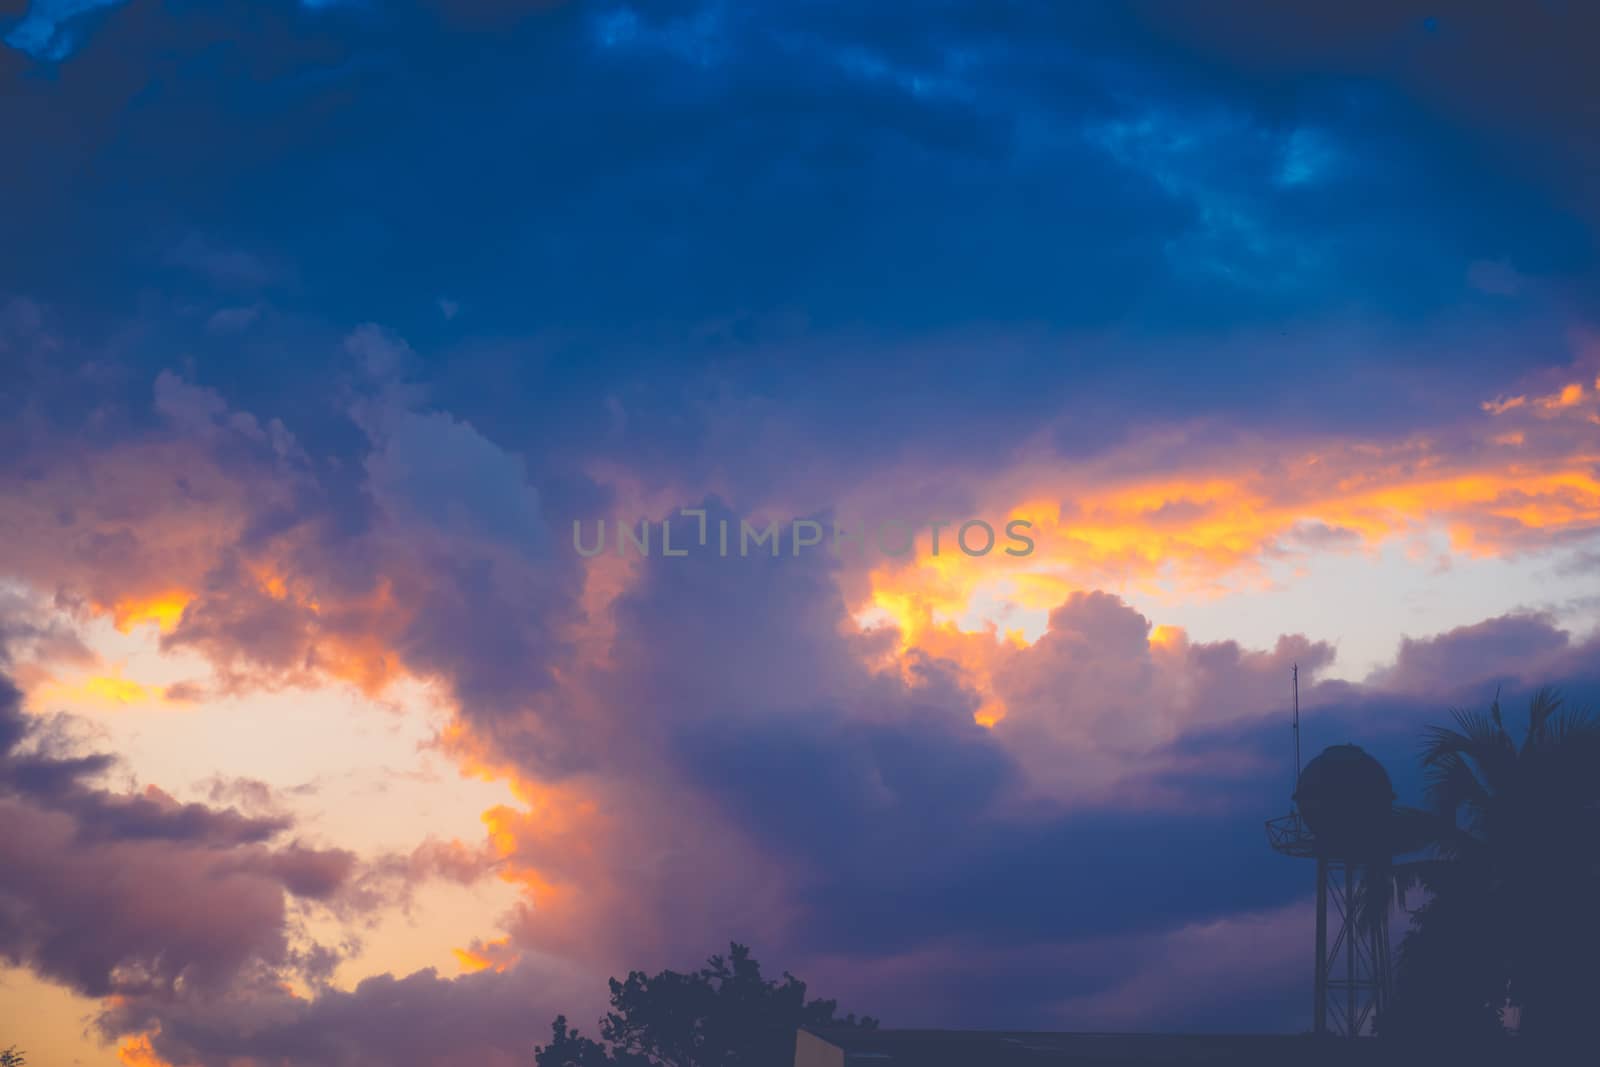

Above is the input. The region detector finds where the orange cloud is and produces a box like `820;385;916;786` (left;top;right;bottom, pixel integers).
82;673;160;705
861;444;1600;643
30;664;170;710
107;591;193;634
1536;382;1586;410
110;564;414;699
842;388;1600;732
1480;377;1597;418
316;630;407;696
454;935;520;974
117;1033;181;1067
1148;624;1185;649
447;729;602;931
438;708;792;968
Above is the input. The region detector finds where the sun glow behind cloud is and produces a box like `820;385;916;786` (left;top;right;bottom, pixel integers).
116;1032;170;1067
842;378;1600;724
5;602;527;1007
106;591;192;634
863;419;1598;629
30;665;167;708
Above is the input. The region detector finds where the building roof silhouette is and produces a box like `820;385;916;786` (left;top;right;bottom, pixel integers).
795;1028;1405;1066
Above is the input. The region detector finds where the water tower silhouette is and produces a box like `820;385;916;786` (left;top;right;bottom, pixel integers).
1265;669;1401;1038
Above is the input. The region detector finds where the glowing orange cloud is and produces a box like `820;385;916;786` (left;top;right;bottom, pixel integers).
1539;383;1586;410
454;935;520;974
439;707;781;968
845;376;1600;728
81;673;159;704
316;629;407;696
117;1033;180;1067
96;564;415;699
1148;624;1184;649
1487;381;1589;416
107;591;193;634
29;664;170;710
444;724;600;925
862;444;1600;644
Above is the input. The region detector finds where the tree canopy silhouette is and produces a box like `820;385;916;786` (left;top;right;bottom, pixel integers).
1386;687;1600;1049
535;942;875;1067
0;1046;25;1067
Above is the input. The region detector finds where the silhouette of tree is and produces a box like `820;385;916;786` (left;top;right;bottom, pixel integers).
0;1046;25;1067
537;1018;622;1067
1387;687;1600;1049
534;943;875;1066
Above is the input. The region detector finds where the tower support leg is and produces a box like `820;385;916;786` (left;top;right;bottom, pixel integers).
1314;856;1328;1036
1346;865;1356;1038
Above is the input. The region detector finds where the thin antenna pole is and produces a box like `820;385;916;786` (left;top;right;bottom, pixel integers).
1292;663;1302;800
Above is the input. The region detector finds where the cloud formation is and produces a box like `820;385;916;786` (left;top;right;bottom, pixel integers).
4;1;1600;1061
1;307;1598;1052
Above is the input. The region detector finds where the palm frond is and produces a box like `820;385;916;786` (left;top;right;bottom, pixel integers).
1419;722;1477;769
1523;686;1564;749
1422;703;1515;790
1546;704;1600;747
1422;749;1492;827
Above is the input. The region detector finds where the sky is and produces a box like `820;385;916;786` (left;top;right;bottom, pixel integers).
2;1;1599;1064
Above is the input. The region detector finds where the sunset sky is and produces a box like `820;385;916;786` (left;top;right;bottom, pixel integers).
3;3;1600;1065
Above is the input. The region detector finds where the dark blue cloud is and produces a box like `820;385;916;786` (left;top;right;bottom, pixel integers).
3;0;129;61
4;0;1592;475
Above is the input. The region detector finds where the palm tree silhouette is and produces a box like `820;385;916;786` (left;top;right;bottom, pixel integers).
1387;687;1600;1049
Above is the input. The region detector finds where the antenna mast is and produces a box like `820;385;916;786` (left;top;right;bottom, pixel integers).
1292;663;1302;802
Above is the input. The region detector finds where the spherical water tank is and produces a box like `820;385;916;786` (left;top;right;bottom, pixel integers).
1293;744;1394;858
